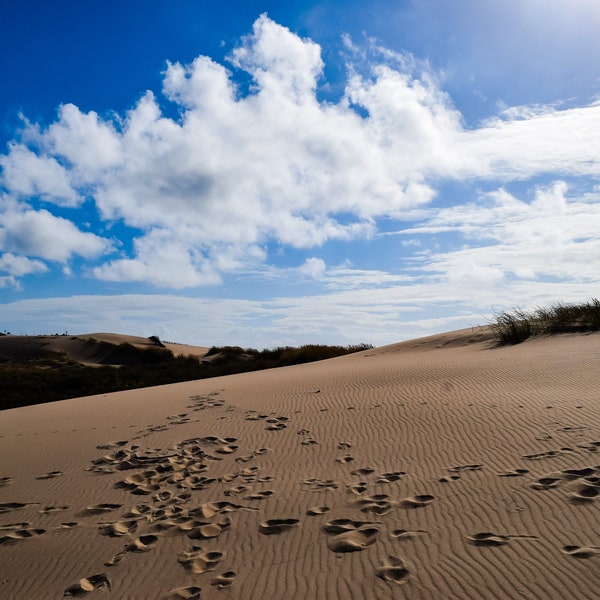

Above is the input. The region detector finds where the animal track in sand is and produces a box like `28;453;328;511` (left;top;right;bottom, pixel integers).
35;470;64;480
338;442;352;450
259;518;300;535
561;545;600;558
178;548;225;573
64;573;111;596
399;494;435;509
211;570;237;588
163;585;202;600
0;476;13;486
376;555;410;585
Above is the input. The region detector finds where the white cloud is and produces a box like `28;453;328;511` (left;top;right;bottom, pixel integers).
0;14;599;290
0;208;112;262
0;144;79;206
408;182;600;283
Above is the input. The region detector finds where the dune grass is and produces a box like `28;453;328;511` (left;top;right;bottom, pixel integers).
490;299;600;345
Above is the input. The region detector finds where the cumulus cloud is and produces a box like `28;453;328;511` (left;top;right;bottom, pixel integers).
0;208;112;262
0;14;599;290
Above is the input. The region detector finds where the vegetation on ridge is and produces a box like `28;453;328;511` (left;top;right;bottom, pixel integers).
490;299;600;345
0;341;373;411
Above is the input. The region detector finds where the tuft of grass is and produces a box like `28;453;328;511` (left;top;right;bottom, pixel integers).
490;299;600;345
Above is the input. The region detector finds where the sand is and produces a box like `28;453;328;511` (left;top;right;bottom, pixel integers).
1;327;600;599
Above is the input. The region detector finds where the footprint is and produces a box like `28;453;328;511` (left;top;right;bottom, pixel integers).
376;471;406;483
64;573;111;596
0;502;32;514
80;503;122;516
54;522;79;530
306;506;330;516
187;517;231;540
531;476;563;490
105;535;159;566
351;467;375;476
36;470;63;480
265;417;289;431
303;478;338;491
0;476;13;487
376;555;410;585
467;532;511;546
243;490;274;501
163;585;202;600
390;529;428;540
326;527;379;553
399;494;435;509
351;494;394;516
39;505;69;514
178;549;225;573
567;484;600;503
467;532;538;547
498;469;529;477
338;442;352;450
439;475;460;483
99;520;138;537
210;571;237;588
346;481;368;495
335;454;354;464
561;545;600;558
523;449;573;460
259;518;300;535
448;464;483;473
0;527;46;544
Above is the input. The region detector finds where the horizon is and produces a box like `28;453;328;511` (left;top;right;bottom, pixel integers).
1;0;599;348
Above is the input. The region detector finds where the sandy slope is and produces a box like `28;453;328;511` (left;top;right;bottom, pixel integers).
1;328;600;599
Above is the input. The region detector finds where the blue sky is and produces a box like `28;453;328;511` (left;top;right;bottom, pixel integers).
1;0;599;347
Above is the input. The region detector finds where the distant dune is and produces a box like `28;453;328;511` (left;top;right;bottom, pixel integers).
0;333;209;366
1;328;599;599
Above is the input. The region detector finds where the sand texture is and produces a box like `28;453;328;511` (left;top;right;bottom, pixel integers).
1;328;600;599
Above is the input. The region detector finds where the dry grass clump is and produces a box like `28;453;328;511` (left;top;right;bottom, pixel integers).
490;299;600;344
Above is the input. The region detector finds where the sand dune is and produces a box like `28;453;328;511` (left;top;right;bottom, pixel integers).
0;332;208;366
1;328;600;599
